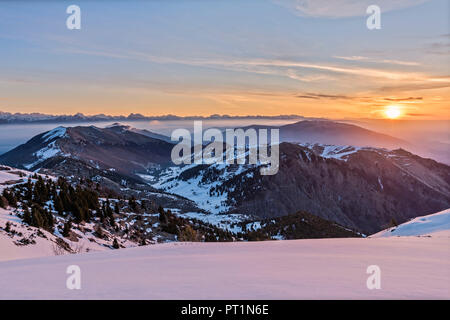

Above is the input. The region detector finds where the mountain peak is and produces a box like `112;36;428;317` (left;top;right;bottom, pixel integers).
279;119;408;149
0;124;174;175
106;122;130;129
41;126;67;142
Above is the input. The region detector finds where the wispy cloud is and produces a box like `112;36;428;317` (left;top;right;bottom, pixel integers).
383;97;423;102
296;93;352;100
53;46;450;102
405;113;432;117
61;47;432;82
274;0;429;18
334;56;420;66
378;78;450;93
425;41;450;55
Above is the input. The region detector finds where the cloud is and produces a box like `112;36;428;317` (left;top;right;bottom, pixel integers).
0;78;35;85
274;0;429;18
296;93;352;100
131;55;424;81
212;58;427;81
334;56;420;66
57;46;449;98
62;47;428;82
333;56;367;61
285;69;336;82
378;82;450;92
383;97;423;102
405;113;431;117
425;41;450;55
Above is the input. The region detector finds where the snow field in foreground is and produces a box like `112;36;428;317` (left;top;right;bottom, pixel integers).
0;236;448;299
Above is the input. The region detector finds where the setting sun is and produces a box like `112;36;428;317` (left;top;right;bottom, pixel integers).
384;105;402;119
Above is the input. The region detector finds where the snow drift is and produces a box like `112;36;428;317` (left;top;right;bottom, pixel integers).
372;209;450;238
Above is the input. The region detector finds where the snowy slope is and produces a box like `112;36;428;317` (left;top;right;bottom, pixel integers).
0;208;57;260
0;166;140;261
0;208;135;262
151;163;254;214
371;209;450;238
0;236;448;299
0;168;29;192
299;143;363;161
0;166;54;193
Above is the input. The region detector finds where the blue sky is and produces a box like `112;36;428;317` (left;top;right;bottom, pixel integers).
0;0;448;118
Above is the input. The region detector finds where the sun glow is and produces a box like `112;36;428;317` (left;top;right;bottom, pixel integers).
384;105;402;119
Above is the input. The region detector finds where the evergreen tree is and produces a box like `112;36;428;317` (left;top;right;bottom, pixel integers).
178;225;199;242
4;221;11;233
129;196;138;212
0;195;7;209
158;206;167;223
31;207;44;228
24;179;33;201
112;238;120;249
54;195;64;215
72;204;84;223
22;206;32;225
43;208;54;231
389;217;398;228
2;189;17;207
109;214;115;227
62;220;71;237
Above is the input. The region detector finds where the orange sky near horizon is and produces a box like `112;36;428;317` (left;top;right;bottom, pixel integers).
1;86;448;120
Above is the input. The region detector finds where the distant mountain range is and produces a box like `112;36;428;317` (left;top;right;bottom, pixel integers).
0;111;307;124
1;121;449;234
2;111;446;164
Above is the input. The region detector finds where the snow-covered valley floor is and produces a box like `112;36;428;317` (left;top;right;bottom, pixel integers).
1;234;448;299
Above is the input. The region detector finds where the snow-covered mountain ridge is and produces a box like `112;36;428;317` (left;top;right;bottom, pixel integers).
1;124;449;235
372;209;450;238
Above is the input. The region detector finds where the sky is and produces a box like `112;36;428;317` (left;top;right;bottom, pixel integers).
0;0;449;119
